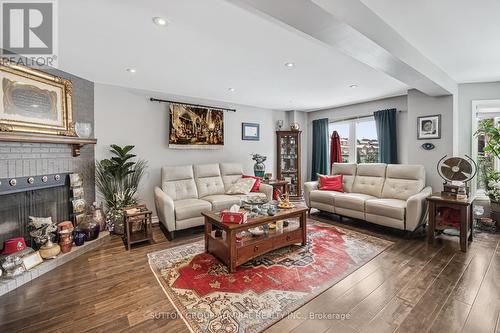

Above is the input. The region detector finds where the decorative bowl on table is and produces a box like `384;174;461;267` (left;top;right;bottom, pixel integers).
242;196;268;206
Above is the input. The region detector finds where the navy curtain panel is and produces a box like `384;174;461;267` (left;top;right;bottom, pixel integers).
311;118;330;180
374;108;398;164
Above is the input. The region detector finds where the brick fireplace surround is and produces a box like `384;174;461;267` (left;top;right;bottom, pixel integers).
0;66;100;295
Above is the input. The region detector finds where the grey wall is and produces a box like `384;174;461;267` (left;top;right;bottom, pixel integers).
457;81;500;156
306;95;408;181
407;89;453;191
0;69;95;204
94;83;286;218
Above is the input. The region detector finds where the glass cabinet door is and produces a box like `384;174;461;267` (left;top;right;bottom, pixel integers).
279;134;299;196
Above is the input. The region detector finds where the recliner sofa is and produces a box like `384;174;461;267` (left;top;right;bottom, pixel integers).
304;163;432;232
154;163;273;239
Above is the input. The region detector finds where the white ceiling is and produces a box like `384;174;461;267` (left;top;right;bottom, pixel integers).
57;0;408;111
360;0;500;83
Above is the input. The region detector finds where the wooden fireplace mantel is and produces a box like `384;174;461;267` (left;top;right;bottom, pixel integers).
0;132;97;157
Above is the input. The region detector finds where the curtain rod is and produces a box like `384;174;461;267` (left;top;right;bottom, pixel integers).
149;98;236;112
330;110;405;123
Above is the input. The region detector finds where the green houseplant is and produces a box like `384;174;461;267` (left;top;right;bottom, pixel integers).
96;144;147;234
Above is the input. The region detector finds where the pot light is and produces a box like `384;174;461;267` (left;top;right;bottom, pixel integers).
152;16;168;26
349;84;358;88
284;62;295;67
228;87;235;92
126;68;137;73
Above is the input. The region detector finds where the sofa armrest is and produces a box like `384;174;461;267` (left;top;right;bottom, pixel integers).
154;186;176;232
259;183;273;202
406;186;432;232
304;181;319;207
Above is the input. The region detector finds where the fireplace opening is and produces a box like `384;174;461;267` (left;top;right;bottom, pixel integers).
0;174;70;250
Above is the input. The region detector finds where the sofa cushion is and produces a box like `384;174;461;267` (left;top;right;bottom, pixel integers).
352;163;387;197
334;193;376;211
226;178;256;195
174;198;212;220
331;163;357;192
202;194;241;211
161;165;198;201
382;164;425;200
365;198;406;220
220;163;244;190
310;190;345;205
242;175;262;192
319;174;343;192
194;164;225;197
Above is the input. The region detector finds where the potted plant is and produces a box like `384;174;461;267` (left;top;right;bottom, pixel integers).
95;144;147;234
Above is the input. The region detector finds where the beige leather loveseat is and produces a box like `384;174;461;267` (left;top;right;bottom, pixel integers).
304;163;432;232
154;163;273;239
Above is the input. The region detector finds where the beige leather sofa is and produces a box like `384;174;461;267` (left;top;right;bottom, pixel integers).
304;163;432;232
154;163;273;239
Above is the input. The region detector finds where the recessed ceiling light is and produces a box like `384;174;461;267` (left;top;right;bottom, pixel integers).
152;16;168;26
126;68;136;73
349;84;358;88
284;62;295;67
228;87;235;92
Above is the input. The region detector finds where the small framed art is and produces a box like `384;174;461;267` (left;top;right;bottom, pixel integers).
417;115;441;140
242;123;260;141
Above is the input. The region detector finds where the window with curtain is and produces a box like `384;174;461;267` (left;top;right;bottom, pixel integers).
329;117;379;163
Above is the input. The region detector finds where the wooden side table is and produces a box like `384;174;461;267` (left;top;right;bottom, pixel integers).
123;205;153;250
427;193;474;252
263;179;289;200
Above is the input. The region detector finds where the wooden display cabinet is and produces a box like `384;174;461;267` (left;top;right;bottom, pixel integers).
276;131;302;199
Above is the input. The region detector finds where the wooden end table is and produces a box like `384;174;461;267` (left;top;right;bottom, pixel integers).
427;193;474;252
262;179;289;200
123;205;153;250
202;205;308;272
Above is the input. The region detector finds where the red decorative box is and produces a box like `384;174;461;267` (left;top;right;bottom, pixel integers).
220;210;248;224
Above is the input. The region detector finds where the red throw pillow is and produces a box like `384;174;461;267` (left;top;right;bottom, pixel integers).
242;175;262;192
319;174;344;192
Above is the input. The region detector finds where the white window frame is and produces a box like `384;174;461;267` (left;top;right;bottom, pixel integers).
471;99;500;198
329;116;377;163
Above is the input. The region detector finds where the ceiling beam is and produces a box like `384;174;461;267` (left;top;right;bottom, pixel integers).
228;0;457;96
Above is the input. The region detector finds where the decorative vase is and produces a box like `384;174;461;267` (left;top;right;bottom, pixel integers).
74;229;86;246
39;240;60;259
92;206;106;231
80;215;101;241
254;162;265;178
75;122;92;138
58;231;73;253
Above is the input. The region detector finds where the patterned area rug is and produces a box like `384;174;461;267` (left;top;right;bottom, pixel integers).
148;223;392;333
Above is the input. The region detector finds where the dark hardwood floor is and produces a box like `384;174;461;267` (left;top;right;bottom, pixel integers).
0;213;499;333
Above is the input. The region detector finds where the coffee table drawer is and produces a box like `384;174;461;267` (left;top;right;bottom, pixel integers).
237;239;273;264
273;229;303;248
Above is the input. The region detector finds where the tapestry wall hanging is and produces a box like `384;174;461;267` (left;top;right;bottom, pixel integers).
169;102;224;149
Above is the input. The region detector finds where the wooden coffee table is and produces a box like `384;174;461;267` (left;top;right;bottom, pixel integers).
202;205;308;272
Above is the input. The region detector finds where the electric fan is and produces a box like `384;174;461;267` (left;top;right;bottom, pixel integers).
437;155;477;197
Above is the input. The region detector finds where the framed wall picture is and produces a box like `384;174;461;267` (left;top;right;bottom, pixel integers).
242;123;260;141
417;114;441;140
0;59;74;136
